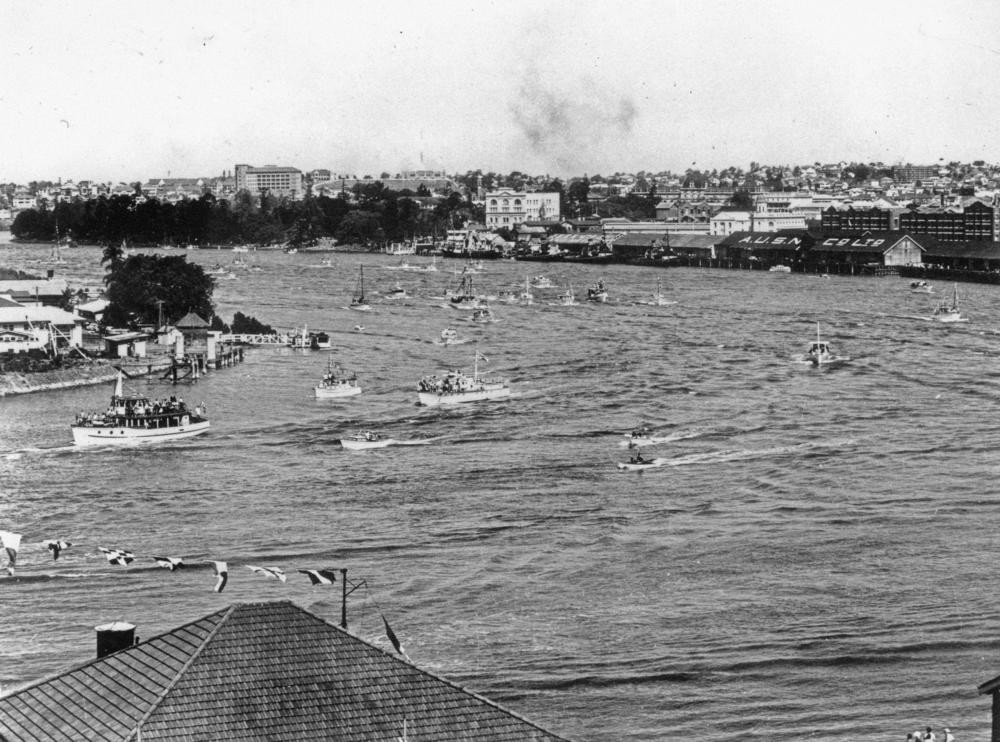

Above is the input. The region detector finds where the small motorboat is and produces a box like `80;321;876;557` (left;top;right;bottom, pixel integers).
769;265;791;273
340;431;394;450
910;280;933;294
385;283;408;299
472;306;495;323
314;360;362;398
933;284;966;323
624;427;654;448
804;324;850;368
531;275;554;289
617;451;660;471
587;279;609;303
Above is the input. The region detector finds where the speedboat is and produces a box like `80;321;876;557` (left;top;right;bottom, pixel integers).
314;360;361;398
340;431;394;450
531;276;554;289
417;349;510;406
587;279;609;303
472;306;495;323
386;283;408;299
933;284;966;323
71;372;209;445
910;280;933;294
805;324;850;368
617;451;659;471
624;427;653;448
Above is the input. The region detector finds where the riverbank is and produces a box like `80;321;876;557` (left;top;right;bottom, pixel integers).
0;362;121;397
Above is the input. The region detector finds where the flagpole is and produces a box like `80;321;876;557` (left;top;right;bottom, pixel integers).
341;568;348;628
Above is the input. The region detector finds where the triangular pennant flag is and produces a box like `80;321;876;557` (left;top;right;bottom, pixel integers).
203;561;228;593
151;556;184;571
46;540;72;561
247;565;286;582
99;547;134;566
1;531;22;575
297;569;337;586
382;614;403;655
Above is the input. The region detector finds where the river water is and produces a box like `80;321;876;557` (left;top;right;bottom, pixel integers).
1;241;998;740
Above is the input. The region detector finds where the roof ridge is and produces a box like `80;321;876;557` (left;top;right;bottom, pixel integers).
124;603;237;741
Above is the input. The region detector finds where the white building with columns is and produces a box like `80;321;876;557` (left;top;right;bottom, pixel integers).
484;190;560;228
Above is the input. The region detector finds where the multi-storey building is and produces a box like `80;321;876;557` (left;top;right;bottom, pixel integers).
821;206;897;233
709;209;806;235
234;164;304;198
892;165;940;184
898;200;995;242
308;169;331;185
484;190;560;228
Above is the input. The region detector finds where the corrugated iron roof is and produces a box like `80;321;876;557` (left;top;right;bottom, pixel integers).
0;601;571;742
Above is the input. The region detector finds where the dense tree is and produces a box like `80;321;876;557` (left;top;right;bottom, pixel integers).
103;254;214;328
567;178;591;217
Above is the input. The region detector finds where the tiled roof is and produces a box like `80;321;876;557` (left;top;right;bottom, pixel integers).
0;601;571;742
174;312;209;328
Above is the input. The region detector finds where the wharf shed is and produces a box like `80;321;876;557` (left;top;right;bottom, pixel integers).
809;232;926;267
610;232;672;261
0;600;572;742
662;234;719;260
922;240;1000;271
715;230;813;266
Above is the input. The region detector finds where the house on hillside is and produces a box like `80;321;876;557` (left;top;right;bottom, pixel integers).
0;275;70;306
0;600;572;741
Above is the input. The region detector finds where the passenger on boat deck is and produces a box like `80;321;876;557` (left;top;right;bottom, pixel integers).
922;728;936;742
942;729;954;742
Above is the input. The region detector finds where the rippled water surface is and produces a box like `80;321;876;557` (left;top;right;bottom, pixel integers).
2;242;1000;740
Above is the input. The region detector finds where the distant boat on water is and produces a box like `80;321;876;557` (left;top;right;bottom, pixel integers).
350;266;371;311
933;284;966;323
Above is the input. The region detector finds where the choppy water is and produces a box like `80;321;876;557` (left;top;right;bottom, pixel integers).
2;242;999;740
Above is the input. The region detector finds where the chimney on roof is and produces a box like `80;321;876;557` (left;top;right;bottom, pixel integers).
95;621;137;658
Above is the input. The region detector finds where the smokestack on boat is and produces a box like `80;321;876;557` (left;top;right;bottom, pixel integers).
95;621;137;658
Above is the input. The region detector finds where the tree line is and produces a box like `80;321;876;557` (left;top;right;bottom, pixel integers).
10;184;481;247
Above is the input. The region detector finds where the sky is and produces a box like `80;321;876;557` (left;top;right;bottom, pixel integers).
3;0;1000;183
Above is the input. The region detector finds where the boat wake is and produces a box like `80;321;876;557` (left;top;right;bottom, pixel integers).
618;430;706;448
339;436;440;451
660;439;857;468
618;438;857;471
2;444;84;459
